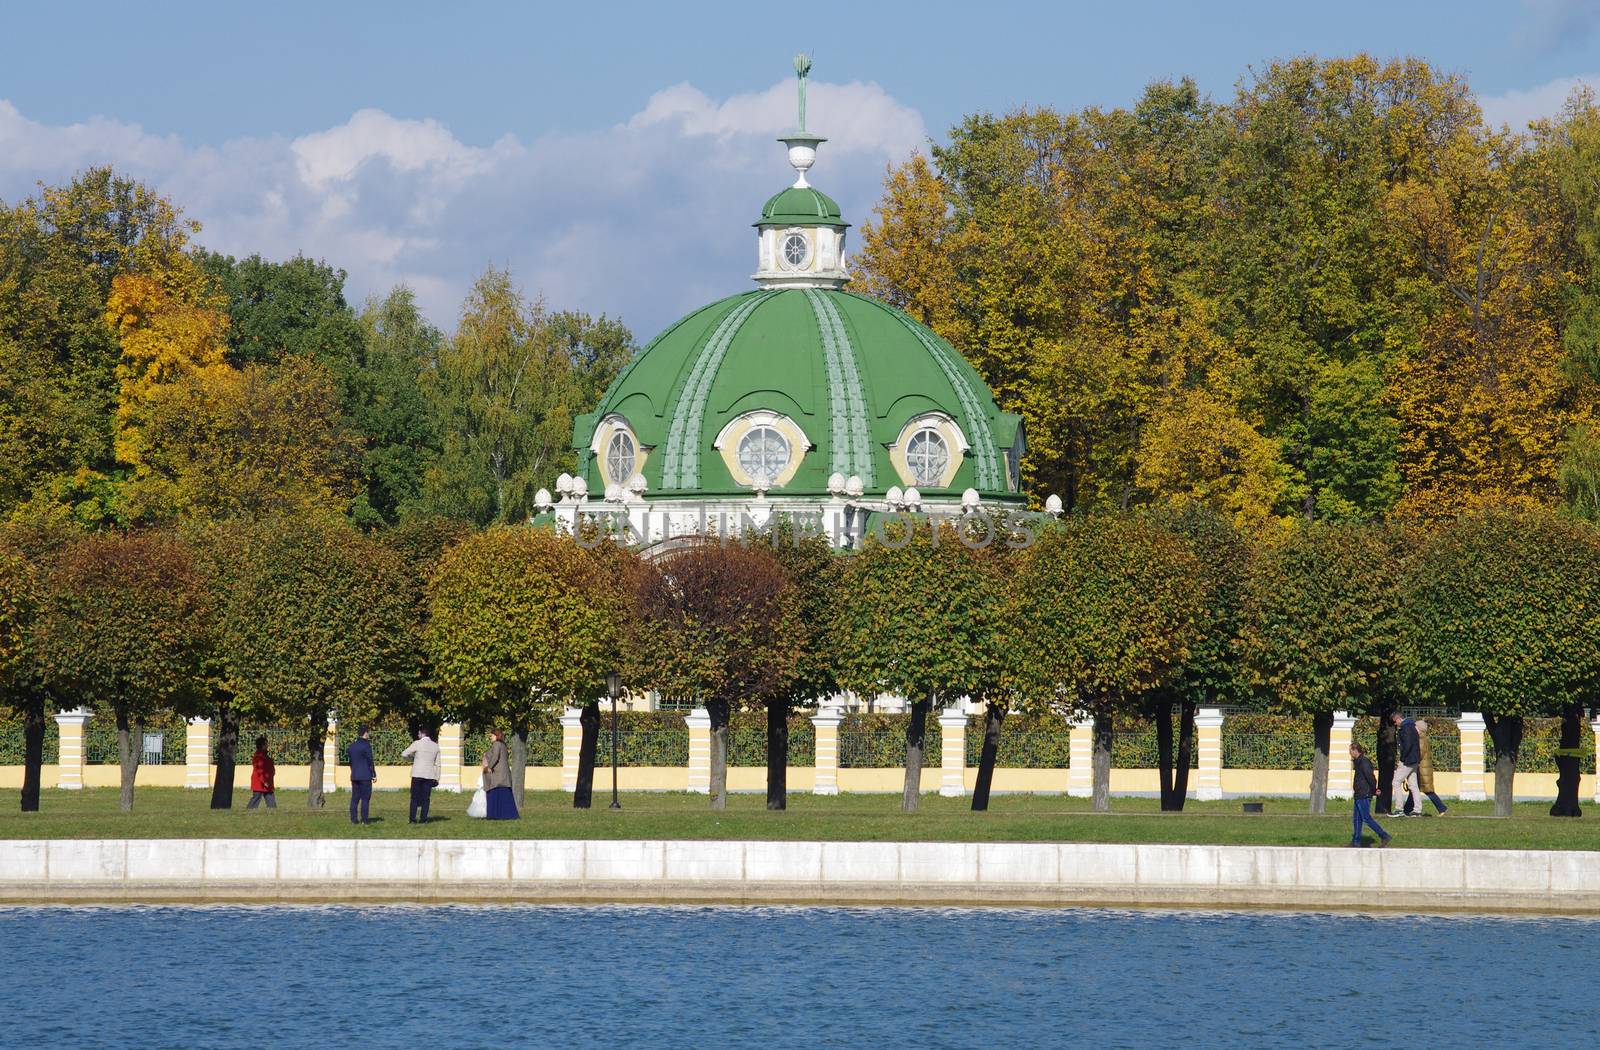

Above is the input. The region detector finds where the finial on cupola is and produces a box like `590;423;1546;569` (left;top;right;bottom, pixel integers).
780;54;825;188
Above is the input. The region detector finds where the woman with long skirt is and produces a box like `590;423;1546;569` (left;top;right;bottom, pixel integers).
482;729;519;820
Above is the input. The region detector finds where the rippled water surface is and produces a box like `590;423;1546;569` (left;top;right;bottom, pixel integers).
0;904;1593;1049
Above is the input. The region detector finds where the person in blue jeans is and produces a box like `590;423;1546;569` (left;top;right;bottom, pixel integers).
1349;742;1390;848
347;725;376;825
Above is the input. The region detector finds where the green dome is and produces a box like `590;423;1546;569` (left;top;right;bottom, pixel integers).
573;289;1024;499
757;186;846;227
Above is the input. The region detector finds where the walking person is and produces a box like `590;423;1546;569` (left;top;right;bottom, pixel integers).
1414;719;1449;815
247;735;276;810
482;729;519;821
1390;712;1423;817
348;724;377;825
1350;743;1391;848
402;726;441;824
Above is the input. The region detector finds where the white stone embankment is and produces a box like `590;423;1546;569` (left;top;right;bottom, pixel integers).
1;839;1596;912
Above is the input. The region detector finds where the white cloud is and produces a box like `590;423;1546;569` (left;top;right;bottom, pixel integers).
1479;72;1600;130
0;80;926;337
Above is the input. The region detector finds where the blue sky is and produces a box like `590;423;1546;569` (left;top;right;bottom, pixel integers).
3;0;1599;337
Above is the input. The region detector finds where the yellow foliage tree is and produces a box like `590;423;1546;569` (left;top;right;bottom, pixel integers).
105;267;229;472
1134;388;1291;532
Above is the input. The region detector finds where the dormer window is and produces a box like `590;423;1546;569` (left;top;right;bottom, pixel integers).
890;412;968;490
606;431;636;483
592;413;647;488
738;426;791;487
715;410;812;490
781;231;811;269
906;428;950;487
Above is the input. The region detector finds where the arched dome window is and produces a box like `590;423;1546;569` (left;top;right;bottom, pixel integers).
905;428;950;488
738;425;791;488
606;431;636;483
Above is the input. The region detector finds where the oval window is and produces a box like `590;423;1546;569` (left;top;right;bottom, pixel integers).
606;431;636;483
737;425;791;488
906;428;950;487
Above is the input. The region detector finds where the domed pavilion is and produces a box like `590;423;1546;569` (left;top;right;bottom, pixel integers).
545;59;1025;548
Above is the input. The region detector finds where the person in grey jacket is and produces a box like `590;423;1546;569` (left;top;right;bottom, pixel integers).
481;729;518;820
402;727;441;824
1390;712;1423;817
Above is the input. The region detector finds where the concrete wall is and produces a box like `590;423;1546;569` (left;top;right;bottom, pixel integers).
1;838;1596;912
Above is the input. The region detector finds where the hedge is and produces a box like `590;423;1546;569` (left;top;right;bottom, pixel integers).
0;717;58;764
964;713;1073;769
839;714;942;768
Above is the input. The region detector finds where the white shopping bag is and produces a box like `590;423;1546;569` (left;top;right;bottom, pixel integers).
466;788;488;819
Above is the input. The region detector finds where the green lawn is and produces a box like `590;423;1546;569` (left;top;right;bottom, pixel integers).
2;788;1597;850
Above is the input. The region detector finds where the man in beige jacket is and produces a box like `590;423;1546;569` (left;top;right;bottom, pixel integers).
402;728;442;824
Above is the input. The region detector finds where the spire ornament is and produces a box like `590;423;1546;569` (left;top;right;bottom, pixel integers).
778;54;825;188
793;53;812;132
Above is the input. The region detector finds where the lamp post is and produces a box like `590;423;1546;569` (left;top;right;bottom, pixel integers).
606;670;623;810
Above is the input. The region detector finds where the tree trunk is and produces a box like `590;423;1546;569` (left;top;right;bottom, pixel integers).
1483;711;1522;818
1550;703;1584;818
766;699;789;811
901;691;933;812
115;709;140;812
708;699;730;811
20;692;44;813
510;722;529;813
1171;700;1196;809
1376;703;1398;814
307;716;327;808
971;702;1004;812
573;701;600;809
1155;697;1176;811
209;698;238;810
1091;711;1112;812
1308;710;1333;815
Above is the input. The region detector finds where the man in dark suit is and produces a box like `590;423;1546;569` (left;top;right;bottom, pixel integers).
348;725;376;825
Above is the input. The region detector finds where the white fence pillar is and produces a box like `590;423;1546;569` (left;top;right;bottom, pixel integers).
811;708;842;796
184;717;211;790
1327;711;1355;800
1456;712;1487;801
938;707;967;798
1592;714;1600;804
1195;708;1224;801
559;708;583;794
437;723;463;793
1066;716;1093;798
685;708;711;794
53;708;91;790
322;719;338;795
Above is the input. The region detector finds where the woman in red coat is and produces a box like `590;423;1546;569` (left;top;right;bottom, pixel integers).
247;735;276;810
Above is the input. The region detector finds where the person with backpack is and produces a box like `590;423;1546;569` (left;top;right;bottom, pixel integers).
1350;742;1391;848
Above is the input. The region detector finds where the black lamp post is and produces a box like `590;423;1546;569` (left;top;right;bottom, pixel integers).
606;670;623;810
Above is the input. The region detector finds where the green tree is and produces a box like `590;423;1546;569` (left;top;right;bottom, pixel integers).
1402;509;1600;816
1151;505;1251;810
1241;523;1404;814
424;270;634;524
33;530;209;811
630;541;799;811
355;288;445;524
380;515;477;735
221;516;413;807
427;527;626;810
1015;514;1203;811
0;538;45;812
833;521;1009;812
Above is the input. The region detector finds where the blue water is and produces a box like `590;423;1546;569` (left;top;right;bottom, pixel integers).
0;904;1593;1049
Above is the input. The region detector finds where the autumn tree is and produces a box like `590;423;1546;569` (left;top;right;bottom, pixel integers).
1015;514;1202;811
33;530;209;811
1403;509;1600;817
427;527;626;810
221;516;412;807
1241;524;1405;814
0;169;203;522
832;521;1009;812
629;541;799;811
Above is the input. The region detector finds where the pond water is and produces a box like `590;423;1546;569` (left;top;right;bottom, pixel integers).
0;904;1591;1048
